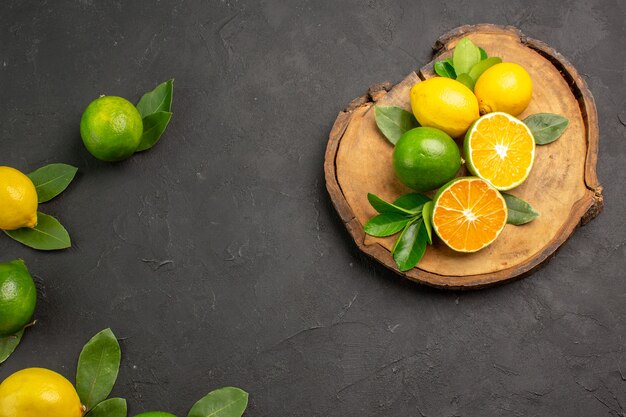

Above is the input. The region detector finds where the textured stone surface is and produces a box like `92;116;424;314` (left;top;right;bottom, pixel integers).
0;1;624;416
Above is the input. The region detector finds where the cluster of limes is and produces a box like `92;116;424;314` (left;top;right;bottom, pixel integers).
0;95;171;416
392;61;535;252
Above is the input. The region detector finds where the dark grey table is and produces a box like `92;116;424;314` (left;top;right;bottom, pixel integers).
1;1;624;416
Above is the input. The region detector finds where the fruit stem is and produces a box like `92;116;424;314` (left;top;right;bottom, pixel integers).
23;319;37;329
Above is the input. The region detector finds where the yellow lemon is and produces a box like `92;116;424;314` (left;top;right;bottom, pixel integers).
0;368;85;417
474;62;533;116
0;167;38;230
410;77;479;138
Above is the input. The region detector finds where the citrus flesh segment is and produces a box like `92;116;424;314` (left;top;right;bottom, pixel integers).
465;112;535;190
432;177;507;253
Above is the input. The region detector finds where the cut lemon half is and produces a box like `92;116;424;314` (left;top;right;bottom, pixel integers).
432;177;507;253
464;112;535;190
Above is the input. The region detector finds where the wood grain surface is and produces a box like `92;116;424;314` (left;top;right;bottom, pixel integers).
325;24;603;289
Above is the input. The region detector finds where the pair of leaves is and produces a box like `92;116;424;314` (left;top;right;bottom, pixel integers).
76;328;122;412
503;193;540;225
375;106;419;145
434;38;501;91
136;79;174;152
75;328;248;417
523;113;569;144
91;387;249;417
364;193;433;271
4;163;76;251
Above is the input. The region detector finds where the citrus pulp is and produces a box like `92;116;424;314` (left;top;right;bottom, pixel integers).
464;112;535;190
432;177;507;252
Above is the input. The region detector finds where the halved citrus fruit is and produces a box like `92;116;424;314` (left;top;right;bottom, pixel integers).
464;112;535;190
432;177;507;253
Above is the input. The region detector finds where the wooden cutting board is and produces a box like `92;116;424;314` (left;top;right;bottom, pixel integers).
324;24;603;289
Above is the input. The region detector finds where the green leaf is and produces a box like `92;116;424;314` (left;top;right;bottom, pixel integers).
375;106;419;145
0;329;24;364
367;193;416;216
393;193;430;212
27;163;78;203
136;79;174;117
76;328;121;410
4;212;71;250
453;38;482;76
86;398;127;417
523;113;569;145
502;193;539;225
456;73;475;91
364;213;412;237
136;111;173;152
422;201;433;244
479;47;488;60
468;57;502;83
392;220;428;272
445;57;454;66
187;387;248;417
434;61;456;79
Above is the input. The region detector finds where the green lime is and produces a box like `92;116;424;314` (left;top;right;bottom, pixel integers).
80;96;143;162
392;127;461;192
0;260;36;337
134;413;177;417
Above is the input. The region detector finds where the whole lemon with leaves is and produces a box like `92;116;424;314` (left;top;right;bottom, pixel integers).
0;368;85;417
0;166;38;231
474;62;533;116
410;77;479;138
